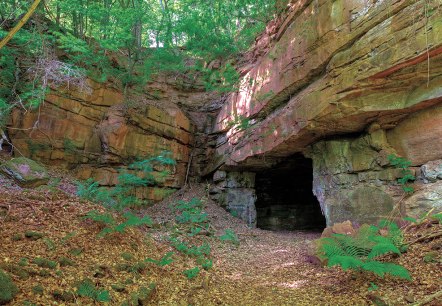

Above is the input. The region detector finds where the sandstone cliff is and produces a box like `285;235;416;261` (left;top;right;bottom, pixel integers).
207;0;442;226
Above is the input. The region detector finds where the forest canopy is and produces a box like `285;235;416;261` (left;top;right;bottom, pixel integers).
0;0;279;127
0;0;278;86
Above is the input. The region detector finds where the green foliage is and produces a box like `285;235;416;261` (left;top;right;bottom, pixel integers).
170;197;214;276
423;251;439;263
83;210;152;237
83;210;115;226
170;239;211;258
183;267;200;279
175;198;208;225
32;284;44;295
18;258;28;267
76;279;111;302
197;257;213;271
432;213;442;224
388;154;415;193
69;248;84;256
32;257;57;269
76;152;176;210
24;231;44;240
11;233;23;241
43;238;56;251
219;229;240;245
61;232;77;244
368;282;379;292
63;139;77;153
57;257;75;267
317;221;411;280
0;270;19;304
226;114;251;132
121;252;135;261
146;252;174;267
122;283;156;306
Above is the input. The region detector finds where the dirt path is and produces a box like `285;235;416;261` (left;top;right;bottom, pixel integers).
1;177;441;305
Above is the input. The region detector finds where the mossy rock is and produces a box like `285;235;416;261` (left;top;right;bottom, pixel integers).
0;157;49;187
0;270;19;304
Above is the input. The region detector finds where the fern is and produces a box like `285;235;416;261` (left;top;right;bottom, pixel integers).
219;229;239;245
183;267;200;279
146;252;174;267
328;256;364;271
77;152;176;210
317;220;410;280
388;154;415;193
83;211;151;237
77;279;111;302
367;244;400;259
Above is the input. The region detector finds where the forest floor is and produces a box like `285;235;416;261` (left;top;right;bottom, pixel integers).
0;171;441;305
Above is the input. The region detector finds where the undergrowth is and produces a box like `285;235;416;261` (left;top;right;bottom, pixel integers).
317;220;411;280
76;279;111;302
76;152;176;210
83;210;152;237
388;154;415;194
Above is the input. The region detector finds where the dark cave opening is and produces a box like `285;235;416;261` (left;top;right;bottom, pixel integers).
255;154;326;231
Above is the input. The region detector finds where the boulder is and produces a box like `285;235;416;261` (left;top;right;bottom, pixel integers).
321;220;356;238
421;160;442;183
0;157;49;187
404;181;442;219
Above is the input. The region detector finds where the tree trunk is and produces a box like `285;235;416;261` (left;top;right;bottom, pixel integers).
0;0;43;50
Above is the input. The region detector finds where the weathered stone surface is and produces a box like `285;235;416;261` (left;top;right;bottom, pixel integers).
209;171;257;226
208;0;442;171
387;105;442;166
306;131;404;225
321;221;356;238
225;188;257;227
404;181;442;219
0;157;49;187
202;1;442;226
7;79;196;202
421;160;442;183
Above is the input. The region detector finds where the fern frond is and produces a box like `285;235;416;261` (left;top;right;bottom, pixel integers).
367;243;401;259
361;261;387;277
383;263;411;280
328;255;363;271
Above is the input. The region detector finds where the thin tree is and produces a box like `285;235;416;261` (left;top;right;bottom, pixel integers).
0;0;43;50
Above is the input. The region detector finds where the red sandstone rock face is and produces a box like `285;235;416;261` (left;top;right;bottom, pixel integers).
210;0;442;171
7;78;199;202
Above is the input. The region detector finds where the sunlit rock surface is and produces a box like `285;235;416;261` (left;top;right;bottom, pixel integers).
208;0;442;225
7;78;201;202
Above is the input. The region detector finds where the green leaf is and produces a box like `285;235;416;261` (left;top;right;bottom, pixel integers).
367;243;401;259
328;256;363;270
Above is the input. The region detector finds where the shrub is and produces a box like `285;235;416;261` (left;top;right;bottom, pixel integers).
317;221;411;280
0;270;19;304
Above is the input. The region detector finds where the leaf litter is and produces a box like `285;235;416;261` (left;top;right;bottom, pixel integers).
0;172;441;305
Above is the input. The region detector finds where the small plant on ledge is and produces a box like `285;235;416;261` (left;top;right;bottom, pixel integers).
388;154;415;194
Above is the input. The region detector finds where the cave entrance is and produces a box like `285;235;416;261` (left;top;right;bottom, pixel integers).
255;154;326;231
